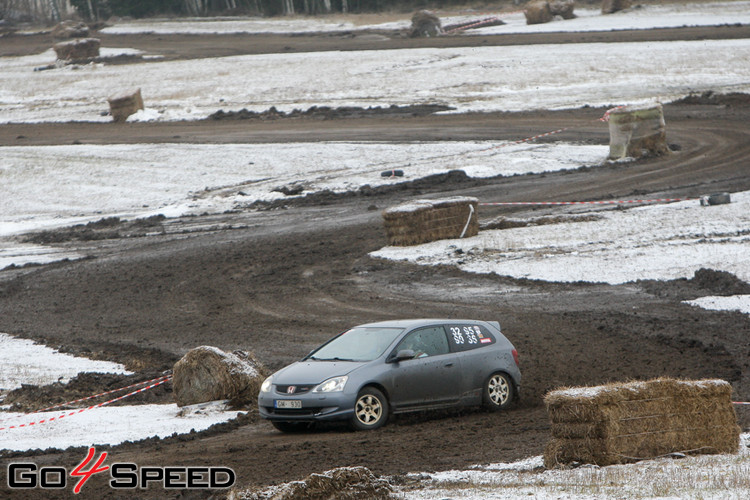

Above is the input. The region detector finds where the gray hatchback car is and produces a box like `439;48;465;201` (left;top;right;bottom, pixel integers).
258;319;521;431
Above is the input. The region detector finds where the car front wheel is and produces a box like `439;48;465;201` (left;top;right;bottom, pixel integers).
483;372;514;411
351;387;389;430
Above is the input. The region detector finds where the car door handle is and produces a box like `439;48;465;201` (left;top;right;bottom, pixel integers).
444;362;454;367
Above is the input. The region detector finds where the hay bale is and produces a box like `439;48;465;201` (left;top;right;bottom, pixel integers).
51;20;89;39
524;1;553;24
543;378;740;468
608;103;670;160
107;88;144;123
53;38;100;60
410;10;442;37
237;466;393;499
172;346;267;407
601;0;631;14
382;196;479;246
549;0;576;19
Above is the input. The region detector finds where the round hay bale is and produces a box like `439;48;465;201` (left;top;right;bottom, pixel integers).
601;0;631;14
549;0;576;19
524;1;553;24
51;20;90;39
172;346;267;407
608;103;670;160
410;10;442;38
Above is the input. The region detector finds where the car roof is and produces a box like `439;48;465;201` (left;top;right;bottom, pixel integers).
355;319;494;329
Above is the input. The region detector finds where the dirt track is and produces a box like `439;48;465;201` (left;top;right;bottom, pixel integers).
1;24;750;499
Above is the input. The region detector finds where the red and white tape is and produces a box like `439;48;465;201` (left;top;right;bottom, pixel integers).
599;106;625;122
451;107;619;157
734;401;750;405
443;17;502;34
437;8;523;18
483;127;572;152
480;197;696;206
373;107;619;173
0;376;172;431
13;374;172;417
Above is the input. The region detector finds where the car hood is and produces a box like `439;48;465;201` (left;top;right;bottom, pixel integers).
272;360;368;385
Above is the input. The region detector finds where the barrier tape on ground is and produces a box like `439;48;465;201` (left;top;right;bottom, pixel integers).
471;106;622;155
734;401;750;405
0;376;172;431
372;107;620;174
14;375;172;417
437;8;523;17
479;197;697;206
443;17;502;35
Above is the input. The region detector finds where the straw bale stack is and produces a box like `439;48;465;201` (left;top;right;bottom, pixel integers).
53;37;100;60
608;103;670;160
107;88;144;123
382;196;478;246
543;378;740;467
172;346;267;407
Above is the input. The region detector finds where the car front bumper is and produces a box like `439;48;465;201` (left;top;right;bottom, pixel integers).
258;390;355;422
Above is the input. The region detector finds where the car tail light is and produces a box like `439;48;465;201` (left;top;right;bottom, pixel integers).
512;349;519;367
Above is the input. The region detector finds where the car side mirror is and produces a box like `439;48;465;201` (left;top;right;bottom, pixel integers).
393;349;415;362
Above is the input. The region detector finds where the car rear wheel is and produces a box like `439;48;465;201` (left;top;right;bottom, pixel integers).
351;387;389;430
271;421;313;433
483;372;514;411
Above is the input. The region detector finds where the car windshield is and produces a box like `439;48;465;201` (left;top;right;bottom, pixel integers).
309;327;404;362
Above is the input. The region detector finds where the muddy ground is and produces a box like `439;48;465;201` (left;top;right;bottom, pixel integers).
1;23;750;499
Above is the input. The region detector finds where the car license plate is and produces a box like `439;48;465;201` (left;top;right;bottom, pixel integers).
274;400;302;409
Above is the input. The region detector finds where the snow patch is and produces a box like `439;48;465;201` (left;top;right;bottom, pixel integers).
685;295;750;314
96;3;750;36
0;141;606;244
3;39;750;122
0;402;242;451
0;333;131;391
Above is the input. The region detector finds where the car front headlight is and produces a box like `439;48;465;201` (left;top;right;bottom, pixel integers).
260;376;273;393
312;375;348;393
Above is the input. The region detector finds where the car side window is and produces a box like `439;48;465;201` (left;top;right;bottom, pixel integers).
396;327;450;359
446;324;496;352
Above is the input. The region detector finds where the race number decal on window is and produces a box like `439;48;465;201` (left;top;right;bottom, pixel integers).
449;327;465;345
447;325;495;351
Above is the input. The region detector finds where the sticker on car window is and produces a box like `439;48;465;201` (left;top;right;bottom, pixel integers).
449;327;465;345
447;325;494;351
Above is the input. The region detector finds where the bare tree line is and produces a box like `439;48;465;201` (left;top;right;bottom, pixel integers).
174;0;347;17
1;0;372;23
174;0;347;16
1;0;74;23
